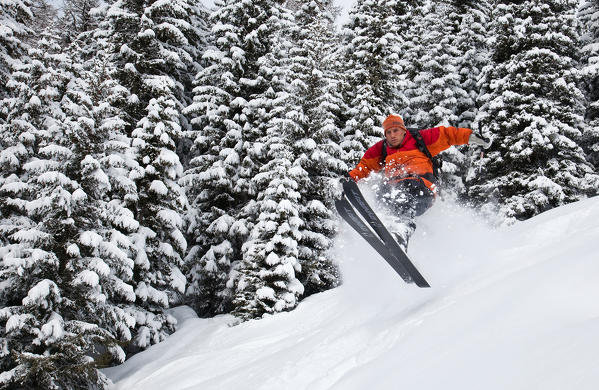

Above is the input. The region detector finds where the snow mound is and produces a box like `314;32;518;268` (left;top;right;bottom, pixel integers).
104;196;599;390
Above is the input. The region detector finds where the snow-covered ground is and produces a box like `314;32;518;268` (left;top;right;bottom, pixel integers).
104;189;599;390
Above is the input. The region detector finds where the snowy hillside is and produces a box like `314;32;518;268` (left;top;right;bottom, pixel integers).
104;193;599;390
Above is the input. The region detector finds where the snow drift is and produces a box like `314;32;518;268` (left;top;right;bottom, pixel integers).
104;194;599;390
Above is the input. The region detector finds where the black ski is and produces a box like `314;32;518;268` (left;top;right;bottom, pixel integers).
335;196;413;283
337;180;430;288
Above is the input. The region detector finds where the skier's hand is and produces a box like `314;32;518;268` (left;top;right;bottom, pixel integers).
469;132;492;149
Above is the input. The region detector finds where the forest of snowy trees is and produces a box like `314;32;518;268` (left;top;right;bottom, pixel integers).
1;0;598;387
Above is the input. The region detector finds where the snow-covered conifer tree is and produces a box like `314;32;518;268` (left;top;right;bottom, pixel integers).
76;22;169;358
402;1;463;127
469;0;599;221
232;115;305;320
0;34;133;389
0;0;33;101
384;0;424;120
285;0;343;296
129;94;188;335
57;0;100;44
28;0;57;34
232;0;346;317
104;0;205;128
402;0;491;200
98;0;208;342
340;0;404;164
451;0;491;127
578;0;599;169
183;0;295;318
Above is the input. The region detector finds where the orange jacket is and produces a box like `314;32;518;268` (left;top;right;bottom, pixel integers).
349;126;472;192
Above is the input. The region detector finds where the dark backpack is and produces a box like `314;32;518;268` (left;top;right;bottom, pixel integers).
379;128;443;181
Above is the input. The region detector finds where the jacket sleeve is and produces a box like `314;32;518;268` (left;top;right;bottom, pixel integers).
348;141;384;181
423;126;472;156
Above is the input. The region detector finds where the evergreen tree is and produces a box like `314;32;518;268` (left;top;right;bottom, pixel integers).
57;0;101;44
286;0;343;296
403;1;463;127
340;0;405;165
28;0;58;34
80;31;165;356
444;1;492;201
0;34;132;389
97;0;207;343
104;0;205;129
231;115;305;320
469;0;599;222
128;93;188;334
451;0;491;127
183;0;258;316
388;0;425;121
0;0;33;102
231;0;347;318
578;0;599;168
183;0;295;319
403;0;491;200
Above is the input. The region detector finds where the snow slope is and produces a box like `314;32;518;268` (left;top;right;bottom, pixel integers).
104;193;599;390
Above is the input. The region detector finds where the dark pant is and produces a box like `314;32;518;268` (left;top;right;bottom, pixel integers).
378;178;435;219
378;178;435;250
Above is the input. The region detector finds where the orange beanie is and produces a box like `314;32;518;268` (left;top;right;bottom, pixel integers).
382;114;407;132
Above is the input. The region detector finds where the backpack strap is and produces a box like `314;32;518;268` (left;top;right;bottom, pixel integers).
407;128;442;180
379;139;388;167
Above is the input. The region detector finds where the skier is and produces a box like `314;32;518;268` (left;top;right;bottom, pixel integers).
347;114;491;249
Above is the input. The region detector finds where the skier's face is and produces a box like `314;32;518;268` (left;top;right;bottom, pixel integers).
385;127;406;148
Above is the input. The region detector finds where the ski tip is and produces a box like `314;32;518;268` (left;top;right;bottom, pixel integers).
415;279;431;288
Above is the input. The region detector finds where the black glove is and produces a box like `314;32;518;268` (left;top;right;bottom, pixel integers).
340;171;353;183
